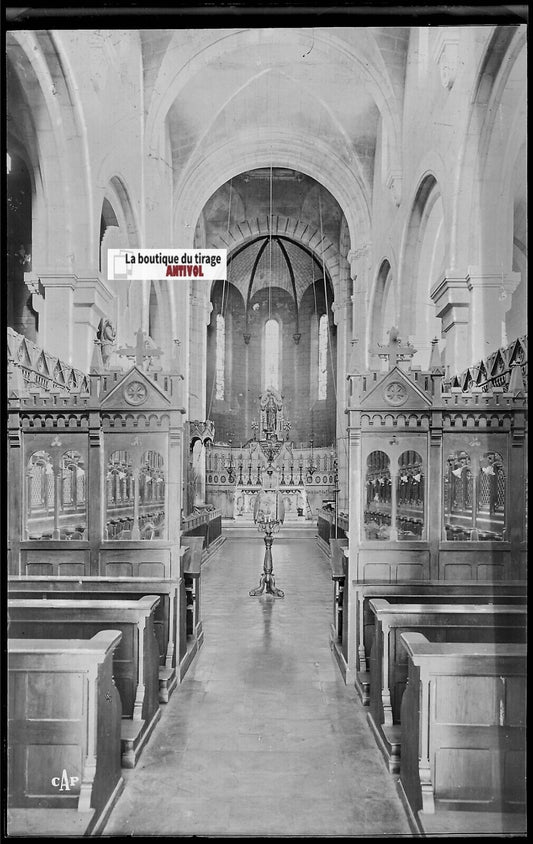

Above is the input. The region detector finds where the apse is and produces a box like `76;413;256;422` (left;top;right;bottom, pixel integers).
202;168;344;449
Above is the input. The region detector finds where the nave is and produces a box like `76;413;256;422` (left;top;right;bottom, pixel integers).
103;532;413;838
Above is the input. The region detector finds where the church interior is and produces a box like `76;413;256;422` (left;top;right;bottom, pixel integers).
5;15;527;838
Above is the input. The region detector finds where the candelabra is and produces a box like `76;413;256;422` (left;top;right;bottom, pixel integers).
224;442;236;483
249;491;285;598
306;438;317;477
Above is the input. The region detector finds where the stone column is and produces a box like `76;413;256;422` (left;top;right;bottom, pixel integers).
430;270;470;373
73;275;116;372
466;267;521;361
347;244;372;370
189;291;212;506
432;268;521;374
37;272;115;373
189;290;211;421
38;275;76;365
332;286;351;513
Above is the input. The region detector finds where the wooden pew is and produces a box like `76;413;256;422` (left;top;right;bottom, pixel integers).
399;633;526;833
7;573;192;701
329;538;348;645
367;600;527;774
8;596;161;769
7;631;124;837
354;581;527;705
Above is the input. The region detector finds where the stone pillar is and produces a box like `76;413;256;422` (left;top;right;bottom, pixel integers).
38;275;76;365
466;268;521;361
430;270;470;373
188;291;211;421
432;268;521;374
73;275;116;373
332;288;351;513
347;244;372;370
37;272;115;373
189;291;212;506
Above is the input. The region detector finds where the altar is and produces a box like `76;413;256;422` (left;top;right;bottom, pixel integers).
234;486;308;522
205;388;337;521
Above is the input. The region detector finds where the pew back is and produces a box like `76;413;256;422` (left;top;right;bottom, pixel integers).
8;597;160;724
399;633;526;815
357;581;527;672
8;576;180;670
8;631;123;823
368;600;527;728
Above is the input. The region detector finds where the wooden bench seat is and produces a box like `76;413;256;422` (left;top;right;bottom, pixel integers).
8;596;161;768
367;600;527;774
399;633;526;828
353;581;527;702
7;631;124;837
7;574;193;700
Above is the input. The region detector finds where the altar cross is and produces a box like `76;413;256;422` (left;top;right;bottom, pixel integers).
370;326;416;369
116;328;163;369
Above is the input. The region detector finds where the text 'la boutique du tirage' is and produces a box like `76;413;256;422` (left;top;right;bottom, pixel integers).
107;249;227;281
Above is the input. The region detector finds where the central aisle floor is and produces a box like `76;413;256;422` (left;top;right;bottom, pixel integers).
103;534;414;838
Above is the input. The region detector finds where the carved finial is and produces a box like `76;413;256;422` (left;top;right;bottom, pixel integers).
428;337;444;371
508;361;525;395
90;338;105;374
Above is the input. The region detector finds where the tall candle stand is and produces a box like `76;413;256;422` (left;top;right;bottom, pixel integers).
249;517;285;598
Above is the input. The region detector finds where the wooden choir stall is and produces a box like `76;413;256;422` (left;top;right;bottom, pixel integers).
329;334;527;834
6;342;205;833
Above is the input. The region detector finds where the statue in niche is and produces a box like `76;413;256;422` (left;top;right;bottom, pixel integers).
266;395;276;431
260;388;283;440
96;317;116;368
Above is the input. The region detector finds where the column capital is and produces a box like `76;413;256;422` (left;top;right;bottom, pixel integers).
432;26;460;89
331;298;352;325
386;168;403;206
466;267;521;296
347;244;372;282
430;270;470;324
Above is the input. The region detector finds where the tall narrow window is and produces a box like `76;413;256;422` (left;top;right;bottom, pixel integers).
264;319;280;390
318;314;328;399
215;313;225;400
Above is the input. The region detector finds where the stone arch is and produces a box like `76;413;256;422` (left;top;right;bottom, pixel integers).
9;31;94;269
173;132;370;274
7;32;69;270
100;177;140;267
208;215;344;303
454;25;526;272
369;259;396;353
148;281;173;356
145;27;402;193
99;175;146;350
399;173;445;367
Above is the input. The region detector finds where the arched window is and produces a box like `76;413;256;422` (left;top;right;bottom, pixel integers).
264;319;280;390
318;314;328;400
215;313;225;400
